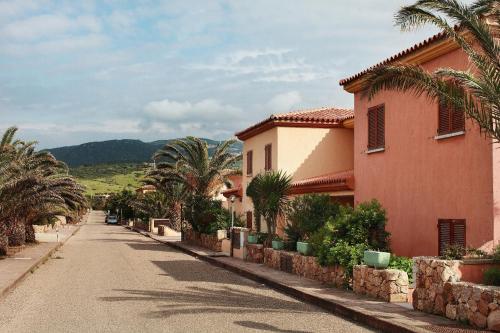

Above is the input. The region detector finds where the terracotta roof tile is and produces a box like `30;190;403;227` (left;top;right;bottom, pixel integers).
235;107;354;140
339;26;461;86
291;170;354;188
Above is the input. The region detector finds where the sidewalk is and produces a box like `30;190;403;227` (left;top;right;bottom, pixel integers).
131;227;484;333
0;223;82;300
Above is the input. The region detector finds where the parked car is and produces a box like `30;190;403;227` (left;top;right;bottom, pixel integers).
106;215;118;224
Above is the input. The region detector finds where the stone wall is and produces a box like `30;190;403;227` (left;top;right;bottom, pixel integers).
184;230;222;252
246;244;264;264
263;248;345;287
353;265;409;302
413;257;500;331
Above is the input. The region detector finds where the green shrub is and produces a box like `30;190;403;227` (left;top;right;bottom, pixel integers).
388;255;413;283
441;244;466;260
465;247;488;259
484;267;500;286
310;200;390;277
492;245;500;261
257;232;268;244
285;194;340;242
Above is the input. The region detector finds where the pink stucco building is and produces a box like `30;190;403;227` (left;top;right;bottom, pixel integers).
340;31;500;257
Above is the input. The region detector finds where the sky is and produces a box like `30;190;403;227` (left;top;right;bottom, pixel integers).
0;0;439;149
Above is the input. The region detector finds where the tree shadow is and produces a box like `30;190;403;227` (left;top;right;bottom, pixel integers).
99;286;322;319
151;259;256;284
234;321;312;333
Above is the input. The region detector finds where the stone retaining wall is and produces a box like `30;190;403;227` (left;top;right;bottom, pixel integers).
184;230;222;252
353;265;409;302
263;248;345;287
413;257;500;331
246;244;264;263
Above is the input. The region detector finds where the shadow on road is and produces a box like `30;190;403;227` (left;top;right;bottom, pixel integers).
234;321;312;333
99;286;323;319
151;259;256;285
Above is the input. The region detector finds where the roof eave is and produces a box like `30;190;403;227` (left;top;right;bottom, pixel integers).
340;33;462;94
236;119;352;141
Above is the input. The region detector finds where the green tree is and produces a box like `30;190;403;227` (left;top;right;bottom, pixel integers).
363;0;499;141
0;127;87;251
247;170;292;246
151;137;241;232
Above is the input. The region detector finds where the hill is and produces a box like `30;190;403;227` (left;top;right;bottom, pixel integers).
47;138;242;167
71;163;145;196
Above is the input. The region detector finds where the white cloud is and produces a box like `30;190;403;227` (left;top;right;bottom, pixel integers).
144;98;244;123
266;91;302;113
1;33;108;55
1;14;101;41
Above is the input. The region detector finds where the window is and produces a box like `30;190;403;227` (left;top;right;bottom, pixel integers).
368;104;385;150
246;211;253;229
246;151;253;175
438;219;466;256
438;99;465;136
264;144;272;170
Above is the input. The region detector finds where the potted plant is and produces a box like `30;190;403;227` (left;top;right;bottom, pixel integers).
272;235;285;250
247;232;259;244
364;250;391;269
297;240;312;256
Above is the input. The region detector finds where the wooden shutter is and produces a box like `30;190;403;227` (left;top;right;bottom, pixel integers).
438;99;464;135
265;144;272;170
246;151;253;175
368;104;385;150
246;211;253;229
438;219;466;255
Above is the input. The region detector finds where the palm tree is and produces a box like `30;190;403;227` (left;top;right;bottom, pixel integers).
0;127;87;250
363;0;499;141
151;137;242;232
142;174;188;231
247;170;292;246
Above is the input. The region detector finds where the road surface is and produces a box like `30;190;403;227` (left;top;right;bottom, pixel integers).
0;211;376;333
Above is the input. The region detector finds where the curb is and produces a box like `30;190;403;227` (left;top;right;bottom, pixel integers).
128;227;428;333
0;221;84;301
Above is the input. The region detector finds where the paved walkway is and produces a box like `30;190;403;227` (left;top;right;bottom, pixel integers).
0;222;81;299
0;211;377;333
138;230;486;333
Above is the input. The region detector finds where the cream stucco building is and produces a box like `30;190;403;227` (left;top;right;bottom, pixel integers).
227;107;355;233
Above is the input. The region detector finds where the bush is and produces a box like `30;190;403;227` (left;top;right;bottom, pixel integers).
309;200;390;277
193;200;243;234
484;267;500;286
389;255;413;283
441;244;466;260
285;194;340;242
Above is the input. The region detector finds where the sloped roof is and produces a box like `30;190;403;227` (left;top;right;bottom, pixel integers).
339;26;461;87
289;170;354;195
235;107;354;140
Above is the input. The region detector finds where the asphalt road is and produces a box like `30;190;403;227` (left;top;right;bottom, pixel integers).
0;211;376;333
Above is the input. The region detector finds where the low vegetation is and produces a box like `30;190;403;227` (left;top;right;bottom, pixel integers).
71;163;145;195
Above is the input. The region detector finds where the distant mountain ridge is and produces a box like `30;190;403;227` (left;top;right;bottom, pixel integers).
46;138;242;167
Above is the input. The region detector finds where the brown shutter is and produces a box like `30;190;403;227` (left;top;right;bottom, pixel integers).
368;104;384;149
451;106;465;133
265;144;272;170
438;99;464;135
246;211;253;229
246;151;253;175
438;219;466;255
438;220;451;256
377;105;385;147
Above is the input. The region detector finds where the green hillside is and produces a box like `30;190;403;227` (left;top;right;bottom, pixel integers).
70;163;146;195
47;138;242;167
